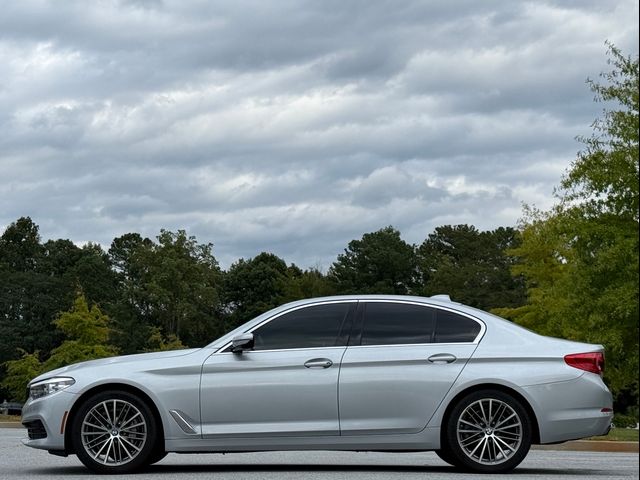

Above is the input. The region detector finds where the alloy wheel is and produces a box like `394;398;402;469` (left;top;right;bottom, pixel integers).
80;399;148;466
455;398;522;465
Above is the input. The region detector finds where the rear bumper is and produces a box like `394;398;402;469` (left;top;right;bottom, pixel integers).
524;373;613;444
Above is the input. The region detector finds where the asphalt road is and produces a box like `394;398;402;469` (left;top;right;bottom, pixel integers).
1;428;637;480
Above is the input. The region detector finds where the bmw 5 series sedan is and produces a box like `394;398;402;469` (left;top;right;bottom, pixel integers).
22;295;613;474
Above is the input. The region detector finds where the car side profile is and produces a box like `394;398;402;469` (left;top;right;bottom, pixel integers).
21;295;613;474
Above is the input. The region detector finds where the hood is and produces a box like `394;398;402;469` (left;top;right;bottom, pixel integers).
29;348;200;385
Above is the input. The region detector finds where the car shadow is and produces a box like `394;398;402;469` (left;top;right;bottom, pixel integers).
24;463;609;476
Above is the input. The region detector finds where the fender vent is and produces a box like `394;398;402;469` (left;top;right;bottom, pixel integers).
169;410;197;434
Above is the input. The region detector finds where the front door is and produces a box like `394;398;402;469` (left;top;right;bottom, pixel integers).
200;301;356;438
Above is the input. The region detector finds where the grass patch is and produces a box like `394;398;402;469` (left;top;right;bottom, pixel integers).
588;428;639;442
0;414;21;422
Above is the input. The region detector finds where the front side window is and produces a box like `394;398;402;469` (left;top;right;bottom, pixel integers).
361;302;435;346
252;302;354;350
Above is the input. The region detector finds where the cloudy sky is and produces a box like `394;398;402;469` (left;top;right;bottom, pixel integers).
1;1;638;268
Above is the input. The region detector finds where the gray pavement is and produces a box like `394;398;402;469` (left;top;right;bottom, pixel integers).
1;428;638;480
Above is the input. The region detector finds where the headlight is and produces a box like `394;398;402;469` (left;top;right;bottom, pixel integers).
29;377;75;400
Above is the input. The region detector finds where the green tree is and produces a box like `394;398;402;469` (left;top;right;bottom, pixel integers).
0;218;67;399
1;293;118;401
329;226;416;294
135;229;223;347
1;350;42;403
417;225;526;310
42;293;118;372
499;46;639;408
223;252;291;328
144;326;186;352
283;266;336;301
107;233;155;354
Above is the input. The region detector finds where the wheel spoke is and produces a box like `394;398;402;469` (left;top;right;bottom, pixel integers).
119;412;142;429
92;436;110;460
458;419;483;430
494;412;517;429
494;434;517;452
121;422;145;431
83;421;109;432
466;406;485;426
89;409;111;429
494;422;521;432
102;402;113;426
120;435;142;453
103;438;114;465
494;435;508;459
119;437;133;459
116;403;131;426
461;432;483;447
86;434;109;450
478;401;489;425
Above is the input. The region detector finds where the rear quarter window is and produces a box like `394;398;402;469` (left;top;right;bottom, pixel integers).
434;310;481;343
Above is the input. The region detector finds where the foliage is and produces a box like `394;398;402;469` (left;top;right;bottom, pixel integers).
329;226;416;294
500;46;639;407
1;294;118;402
613;412;639;429
417;225;526;310
42;294;118;372
145;327;186;352
108;230;221;349
1;350;42;403
223;252;291;329
284;267;336;301
140;230;221;343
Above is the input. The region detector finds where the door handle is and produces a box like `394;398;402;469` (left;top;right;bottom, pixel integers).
304;358;333;369
428;353;457;364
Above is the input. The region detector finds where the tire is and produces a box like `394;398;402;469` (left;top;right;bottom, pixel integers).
434;447;462;467
444;389;532;474
71;390;159;474
148;448;168;465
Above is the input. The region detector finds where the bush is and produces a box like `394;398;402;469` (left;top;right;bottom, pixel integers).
613;413;639;428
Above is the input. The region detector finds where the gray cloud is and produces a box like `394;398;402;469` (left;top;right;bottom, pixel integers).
0;0;638;268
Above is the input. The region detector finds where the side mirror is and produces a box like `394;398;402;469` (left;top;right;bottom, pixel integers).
231;333;254;353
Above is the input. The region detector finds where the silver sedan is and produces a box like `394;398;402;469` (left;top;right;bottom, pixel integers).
21;295;613;474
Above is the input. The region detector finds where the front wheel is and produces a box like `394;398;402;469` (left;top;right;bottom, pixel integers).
444;389;532;473
71;390;158;474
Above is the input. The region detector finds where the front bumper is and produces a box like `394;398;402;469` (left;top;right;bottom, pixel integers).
20;390;78;451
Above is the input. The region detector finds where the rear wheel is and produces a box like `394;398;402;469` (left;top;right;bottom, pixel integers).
444;389;532;473
72;390;158;474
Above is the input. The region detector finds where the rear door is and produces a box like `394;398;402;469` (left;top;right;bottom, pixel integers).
338;301;482;435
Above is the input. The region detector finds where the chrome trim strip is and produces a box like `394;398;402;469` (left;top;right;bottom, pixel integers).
214;298;486;354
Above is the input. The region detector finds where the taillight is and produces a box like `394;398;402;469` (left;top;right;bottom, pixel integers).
564;352;605;375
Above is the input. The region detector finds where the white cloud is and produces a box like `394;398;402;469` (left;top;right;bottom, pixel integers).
0;0;637;268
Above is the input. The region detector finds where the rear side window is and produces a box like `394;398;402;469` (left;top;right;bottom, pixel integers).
435;310;481;343
253;303;354;350
361;302;435;345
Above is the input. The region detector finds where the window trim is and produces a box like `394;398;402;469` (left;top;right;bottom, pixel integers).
351;299;486;348
215;300;358;354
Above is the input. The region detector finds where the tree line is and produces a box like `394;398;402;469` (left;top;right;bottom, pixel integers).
1;46;637;420
0;219;526;400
